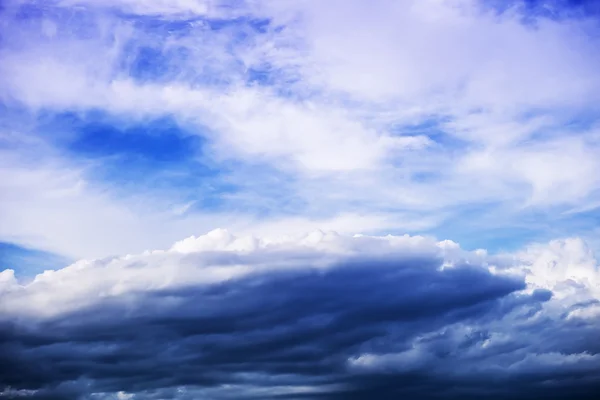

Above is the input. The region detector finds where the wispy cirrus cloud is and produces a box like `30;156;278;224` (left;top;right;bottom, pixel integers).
1;0;600;260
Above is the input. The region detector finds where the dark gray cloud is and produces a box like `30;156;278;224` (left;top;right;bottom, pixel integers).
1;233;600;399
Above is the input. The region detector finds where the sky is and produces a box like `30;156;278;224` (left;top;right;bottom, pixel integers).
1;0;600;398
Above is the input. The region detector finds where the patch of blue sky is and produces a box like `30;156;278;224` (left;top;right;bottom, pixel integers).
424;206;548;252
0;106;45;151
392;116;468;148
119;14;274;86
426;202;600;253
440;225;546;253
386;117;469;176
33;110;314;217
561;112;600;132
394;110;599;152
125;45;179;82
190;159;310;218
66;115;201;164
8;1;102;43
557;206;600;232
519;208;600;250
485;0;600;21
6;3;274;89
523;112;600;146
36;111;240;210
116;12;270;35
203;16;271;33
246;66;277;86
0;242;70;282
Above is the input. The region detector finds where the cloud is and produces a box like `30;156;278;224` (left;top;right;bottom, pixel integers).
1;1;600;399
2;0;600;258
0;134;427;259
1;230;600;399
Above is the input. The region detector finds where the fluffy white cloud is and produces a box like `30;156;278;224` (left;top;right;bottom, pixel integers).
1;230;599;398
0;230;443;318
516;237;600;299
1;229;598;329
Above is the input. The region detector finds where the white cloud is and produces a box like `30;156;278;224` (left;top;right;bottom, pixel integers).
0;230;441;318
1;229;600;397
264;0;600;111
1;146;421;258
516;237;600;298
1;229;598;320
2;0;600;258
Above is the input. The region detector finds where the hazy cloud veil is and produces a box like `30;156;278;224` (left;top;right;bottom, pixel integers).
1;0;600;399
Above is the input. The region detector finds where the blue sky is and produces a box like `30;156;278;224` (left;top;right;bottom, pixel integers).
2;0;600;276
2;1;600;399
3;0;600;270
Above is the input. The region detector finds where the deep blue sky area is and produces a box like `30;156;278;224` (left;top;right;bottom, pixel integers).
0;242;69;280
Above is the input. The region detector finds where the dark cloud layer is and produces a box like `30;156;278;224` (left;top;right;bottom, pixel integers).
2;234;600;399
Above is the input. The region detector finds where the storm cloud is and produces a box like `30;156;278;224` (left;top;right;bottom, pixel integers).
1;230;599;399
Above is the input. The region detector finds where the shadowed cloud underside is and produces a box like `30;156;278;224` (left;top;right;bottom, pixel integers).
1;230;600;398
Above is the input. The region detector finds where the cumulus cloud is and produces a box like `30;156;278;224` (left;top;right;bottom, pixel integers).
1;230;600;399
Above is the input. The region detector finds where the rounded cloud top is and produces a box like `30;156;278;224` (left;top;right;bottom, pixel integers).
1;230;600;399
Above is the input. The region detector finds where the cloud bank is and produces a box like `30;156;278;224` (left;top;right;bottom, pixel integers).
1;230;600;399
